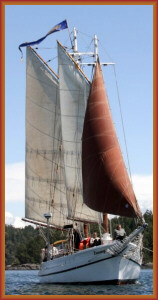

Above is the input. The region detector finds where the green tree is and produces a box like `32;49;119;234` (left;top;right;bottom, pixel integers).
142;210;153;263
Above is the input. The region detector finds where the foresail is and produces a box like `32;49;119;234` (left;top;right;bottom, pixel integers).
25;47;69;227
82;62;142;219
58;42;102;224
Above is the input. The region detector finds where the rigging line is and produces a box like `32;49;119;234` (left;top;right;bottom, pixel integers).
27;197;67;222
26;201;67;226
81;55;94;62
27;96;58;114
77;32;93;51
142;247;153;253
57;86;87;93
74;88;89;203
26;148;81;155
27;195;68;211
50;205;69;220
72;90;82;217
98;40;114;62
27;196;53;207
63;34;73;50
91;64;95;82
27;95;86;119
26;182;44;201
27;118;80;143
51;130;64;209
101;91;135;213
77;30;93;39
50;107;68;213
27;71;58;88
34;47;57;50
82;202;101;221
112;65;133;184
71;206;101;220
58;40;90;84
26;150;64;182
112;69;141;218
58;146;64;217
69;115;84;211
27;196;68;217
66;19;73;49
29;47;59;79
26;201;46;220
46;56;57;63
49;85;59;209
85;39;94;53
26;142;82;170
27;181;66;196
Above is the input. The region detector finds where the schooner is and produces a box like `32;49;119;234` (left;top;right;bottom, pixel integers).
19;20;147;284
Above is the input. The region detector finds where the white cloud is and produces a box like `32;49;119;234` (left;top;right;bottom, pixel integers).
13;216;26;228
132;174;153;213
5;162;25;203
5;211;15;225
5;211;26;228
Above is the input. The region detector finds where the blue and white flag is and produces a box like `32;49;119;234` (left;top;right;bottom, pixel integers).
19;20;68;58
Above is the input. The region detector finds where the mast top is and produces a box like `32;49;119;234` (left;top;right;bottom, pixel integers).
69;28;115;66
73;27;78;53
94;34;98;63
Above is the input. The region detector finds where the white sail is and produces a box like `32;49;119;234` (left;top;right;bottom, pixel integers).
25;47;69;227
58;42;102;224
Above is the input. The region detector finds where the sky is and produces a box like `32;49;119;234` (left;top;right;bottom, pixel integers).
5;4;153;228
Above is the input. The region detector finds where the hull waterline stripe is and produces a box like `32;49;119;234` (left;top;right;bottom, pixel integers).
39;279;137;285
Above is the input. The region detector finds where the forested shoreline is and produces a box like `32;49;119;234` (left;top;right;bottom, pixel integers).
5;210;153;267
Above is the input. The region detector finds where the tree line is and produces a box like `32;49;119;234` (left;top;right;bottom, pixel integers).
5;210;153;266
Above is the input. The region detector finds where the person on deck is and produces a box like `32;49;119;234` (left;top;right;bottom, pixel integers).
114;224;126;241
42;245;48;262
73;223;82;250
90;232;101;247
51;244;59;258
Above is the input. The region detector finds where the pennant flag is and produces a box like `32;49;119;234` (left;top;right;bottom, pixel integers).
18;20;68;59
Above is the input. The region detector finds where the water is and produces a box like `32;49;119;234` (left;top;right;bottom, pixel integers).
5;269;153;295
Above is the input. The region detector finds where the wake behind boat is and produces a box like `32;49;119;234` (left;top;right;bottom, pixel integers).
20;20;147;284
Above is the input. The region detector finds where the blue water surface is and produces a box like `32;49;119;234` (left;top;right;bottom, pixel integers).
5;269;153;295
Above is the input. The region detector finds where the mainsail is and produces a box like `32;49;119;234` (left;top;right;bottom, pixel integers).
82;62;142;218
58;42;102;224
25;47;69;227
25;45;101;227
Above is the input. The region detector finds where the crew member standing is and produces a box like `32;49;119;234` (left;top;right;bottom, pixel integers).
114;224;126;241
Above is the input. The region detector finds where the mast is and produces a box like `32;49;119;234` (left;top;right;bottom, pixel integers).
73;27;78;53
94;35;110;234
70;30;112;235
70;29;115;66
44;213;52;261
94;34;98;62
103;213;109;233
84;223;89;238
58;41;102;225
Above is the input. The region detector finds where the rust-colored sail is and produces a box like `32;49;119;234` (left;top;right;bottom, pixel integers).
82;62;142;218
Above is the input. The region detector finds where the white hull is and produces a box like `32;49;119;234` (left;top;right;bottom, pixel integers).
38;240;142;284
